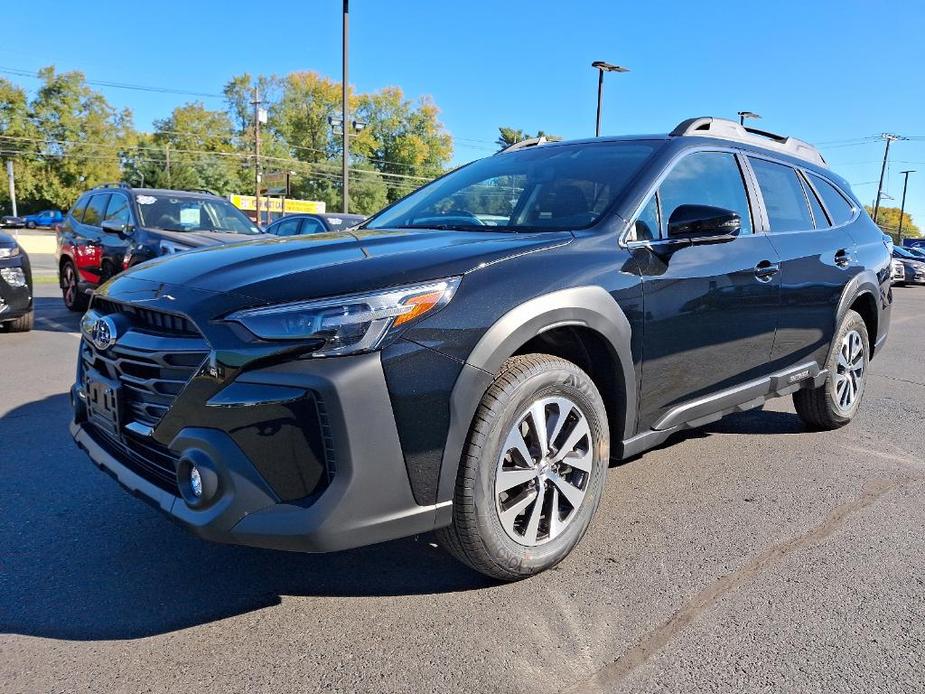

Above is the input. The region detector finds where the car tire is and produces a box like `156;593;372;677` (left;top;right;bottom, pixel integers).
26;221;36;229
793;309;869;430
61;260;89;312
437;354;610;581
3;310;34;332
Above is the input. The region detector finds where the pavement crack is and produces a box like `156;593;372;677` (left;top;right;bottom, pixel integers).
869;373;925;388
563;477;920;694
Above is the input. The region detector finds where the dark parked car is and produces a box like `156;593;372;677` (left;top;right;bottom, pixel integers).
56;184;262;311
1;215;24;228
69;117;891;580
892;246;925;285
0;230;33;332
264;212;366;236
22;209;63;228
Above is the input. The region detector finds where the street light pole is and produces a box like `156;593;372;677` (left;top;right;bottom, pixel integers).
341;0;350;214
897;170;915;243
872;133;900;225
591;61;629;137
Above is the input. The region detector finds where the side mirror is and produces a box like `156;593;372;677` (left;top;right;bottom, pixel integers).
667;204;741;240
101;219;132;237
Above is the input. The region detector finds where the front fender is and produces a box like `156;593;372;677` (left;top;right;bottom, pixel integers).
434;285;636;507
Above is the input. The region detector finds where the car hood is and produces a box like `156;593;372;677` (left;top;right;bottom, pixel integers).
114;227;572;308
151;229;264;248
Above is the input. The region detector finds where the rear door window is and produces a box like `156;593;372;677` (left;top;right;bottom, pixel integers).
809;174;855;226
749;158;813;232
301;218;327;234
272;218;302;236
81;193;111;228
659;152;753;235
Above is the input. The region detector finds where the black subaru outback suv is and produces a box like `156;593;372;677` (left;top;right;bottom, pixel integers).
70;117;891;580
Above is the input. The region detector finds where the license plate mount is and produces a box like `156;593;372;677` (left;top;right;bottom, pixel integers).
85;370;122;437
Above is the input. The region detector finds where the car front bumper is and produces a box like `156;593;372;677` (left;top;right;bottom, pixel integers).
70;350;453;553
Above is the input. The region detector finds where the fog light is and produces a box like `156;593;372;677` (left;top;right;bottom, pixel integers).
190;466;203;498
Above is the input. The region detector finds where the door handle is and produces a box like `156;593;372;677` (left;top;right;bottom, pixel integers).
834;248;851;268
754;259;780;281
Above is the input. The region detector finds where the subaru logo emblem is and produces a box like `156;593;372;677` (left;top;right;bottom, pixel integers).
81;312;119;351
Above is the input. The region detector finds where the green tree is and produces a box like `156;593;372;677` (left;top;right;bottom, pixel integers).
0;78;40;213
125;102;247;195
495;126;561;151
28;67;133;209
864;205;920;239
355;87;452;203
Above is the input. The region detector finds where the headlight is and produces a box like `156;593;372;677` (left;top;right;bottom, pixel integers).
227;277;461;356
0;245;20;259
0;267;26;287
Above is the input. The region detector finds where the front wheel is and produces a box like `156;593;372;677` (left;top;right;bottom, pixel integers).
61;260;89;312
437;354;610;581
26;221;36;229
793;309;869;430
2;310;33;332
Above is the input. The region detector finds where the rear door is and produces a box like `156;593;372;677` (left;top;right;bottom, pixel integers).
630;150;782;431
746;157;861;368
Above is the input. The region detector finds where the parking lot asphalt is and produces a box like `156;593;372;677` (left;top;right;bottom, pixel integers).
1;283;923;694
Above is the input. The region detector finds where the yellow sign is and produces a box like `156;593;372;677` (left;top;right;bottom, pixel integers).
229;194;326;215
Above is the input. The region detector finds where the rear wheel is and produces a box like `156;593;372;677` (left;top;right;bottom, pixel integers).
793;309;869;430
61;260;89;312
3;310;34;332
437;354;609;581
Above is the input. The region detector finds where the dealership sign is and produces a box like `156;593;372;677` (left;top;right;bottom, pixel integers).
228;194;326;215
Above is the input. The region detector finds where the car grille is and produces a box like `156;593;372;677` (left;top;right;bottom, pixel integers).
80;299;210;494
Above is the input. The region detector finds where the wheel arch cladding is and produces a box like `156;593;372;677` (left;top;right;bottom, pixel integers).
436;285;636;505
836;270;881;356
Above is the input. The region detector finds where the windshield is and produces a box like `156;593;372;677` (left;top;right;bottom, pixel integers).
135;194;261;234
894;247;919;259
365;141;658;232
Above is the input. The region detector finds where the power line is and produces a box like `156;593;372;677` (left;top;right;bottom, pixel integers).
0;65;224;99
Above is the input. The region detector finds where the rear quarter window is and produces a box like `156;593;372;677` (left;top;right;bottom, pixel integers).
809;174;855;226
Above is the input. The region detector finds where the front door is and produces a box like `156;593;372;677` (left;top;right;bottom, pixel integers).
629;150;781;431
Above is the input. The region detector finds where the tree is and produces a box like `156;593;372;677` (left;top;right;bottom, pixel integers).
123;102;247;195
0;78;40;213
355;87;453;203
0;68;133;211
28;67;133;209
864;205;920;239
495;126;561;151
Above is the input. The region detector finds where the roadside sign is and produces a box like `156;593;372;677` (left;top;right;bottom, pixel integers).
229;194;325;215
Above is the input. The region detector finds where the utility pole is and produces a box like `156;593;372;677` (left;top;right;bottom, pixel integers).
165;144;171;187
872;133;901;225
897;170;915;243
341;0;350;213
5;160;16;217
252;87;262;226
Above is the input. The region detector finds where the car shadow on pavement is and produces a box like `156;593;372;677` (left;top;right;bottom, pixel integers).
31;296;82;334
616;407;808;466
0;393;493;642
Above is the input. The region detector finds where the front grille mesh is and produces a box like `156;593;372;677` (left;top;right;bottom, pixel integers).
81;299;209;493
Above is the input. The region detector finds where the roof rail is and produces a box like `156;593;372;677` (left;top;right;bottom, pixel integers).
670;117;827;168
92;182;133;190
497;136;548;155
186;188;220;196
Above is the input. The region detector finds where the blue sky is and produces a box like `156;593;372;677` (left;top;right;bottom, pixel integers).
2;0;923;224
